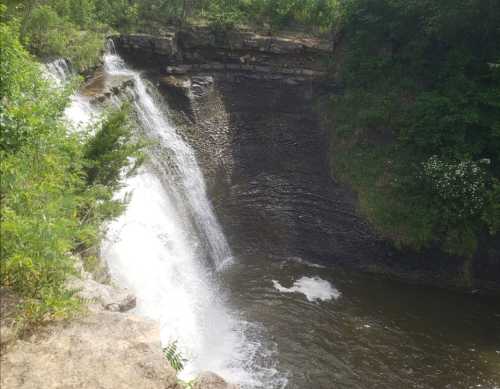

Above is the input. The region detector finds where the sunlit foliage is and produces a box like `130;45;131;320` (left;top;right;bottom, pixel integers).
0;11;142;329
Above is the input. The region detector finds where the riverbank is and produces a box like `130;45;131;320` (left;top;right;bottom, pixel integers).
0;256;237;389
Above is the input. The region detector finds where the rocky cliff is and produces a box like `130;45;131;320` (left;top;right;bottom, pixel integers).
110;27;499;295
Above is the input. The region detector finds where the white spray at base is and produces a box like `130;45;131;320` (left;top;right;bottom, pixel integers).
71;44;283;387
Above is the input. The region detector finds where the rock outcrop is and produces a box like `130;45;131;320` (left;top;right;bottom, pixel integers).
66;275;136;312
111;26;336;85
1;260;237;389
1;310;237;389
1;311;180;389
193;372;239;389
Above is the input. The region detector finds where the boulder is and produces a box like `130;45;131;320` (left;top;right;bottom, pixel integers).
160;75;192;94
193;372;239;389
65;275;136;312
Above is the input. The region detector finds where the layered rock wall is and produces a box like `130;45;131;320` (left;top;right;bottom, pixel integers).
111;27;499;294
112;27;335;85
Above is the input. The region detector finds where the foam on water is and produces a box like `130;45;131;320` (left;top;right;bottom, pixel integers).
272;276;341;302
64;95;99;131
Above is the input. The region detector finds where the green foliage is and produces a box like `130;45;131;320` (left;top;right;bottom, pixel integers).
163;341;187;372
76;107;144;247
94;0;139;32
2;0;106;71
330;0;500;257
198;0;338;31
3;0;339;42
0;18;142;330
83;106;143;188
206;0;244;31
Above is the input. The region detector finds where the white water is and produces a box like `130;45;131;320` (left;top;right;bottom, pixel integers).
44;59;98;132
45;46;284;387
101;50;267;384
45;58;73;86
273;276;341;302
103;43;233;270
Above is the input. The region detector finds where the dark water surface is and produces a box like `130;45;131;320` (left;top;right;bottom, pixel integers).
220;254;500;389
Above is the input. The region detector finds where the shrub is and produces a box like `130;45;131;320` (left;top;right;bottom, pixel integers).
0;18;142;330
330;0;500;257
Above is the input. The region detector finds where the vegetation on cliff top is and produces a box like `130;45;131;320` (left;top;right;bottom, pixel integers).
2;0;339;70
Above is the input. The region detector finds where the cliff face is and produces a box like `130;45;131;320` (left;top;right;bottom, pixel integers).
112;26;333;82
111;27;499;295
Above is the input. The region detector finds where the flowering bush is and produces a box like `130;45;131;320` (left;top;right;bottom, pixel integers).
421;156;489;220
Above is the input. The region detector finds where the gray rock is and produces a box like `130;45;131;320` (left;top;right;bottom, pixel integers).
1;311;181;389
65;276;136;312
0;324;16;346
113;27;332;82
193;372;239;389
166;64;193;75
160;75;192;93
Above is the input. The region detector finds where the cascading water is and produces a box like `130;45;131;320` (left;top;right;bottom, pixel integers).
45;44;284;387
45;58;73;86
44;59;98;132
103;42;233;270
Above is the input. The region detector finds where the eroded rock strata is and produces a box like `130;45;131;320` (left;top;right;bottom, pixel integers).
111;27;499;294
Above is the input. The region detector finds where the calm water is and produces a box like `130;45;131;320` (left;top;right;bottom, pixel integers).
220;253;500;388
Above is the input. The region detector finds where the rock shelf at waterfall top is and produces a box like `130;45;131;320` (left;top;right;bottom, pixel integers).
111;26;335;84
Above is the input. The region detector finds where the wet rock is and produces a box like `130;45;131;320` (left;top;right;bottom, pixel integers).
193;372;239;389
0;311;181;389
88;77;135;105
160;75;192;94
166;64;193;75
65;275;136;312
191;76;214;98
116;33;178;57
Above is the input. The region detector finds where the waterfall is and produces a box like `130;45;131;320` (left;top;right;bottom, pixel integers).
103;43;233;270
100;43;249;382
44;59;98;132
45;58;73;86
45;46;284;388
